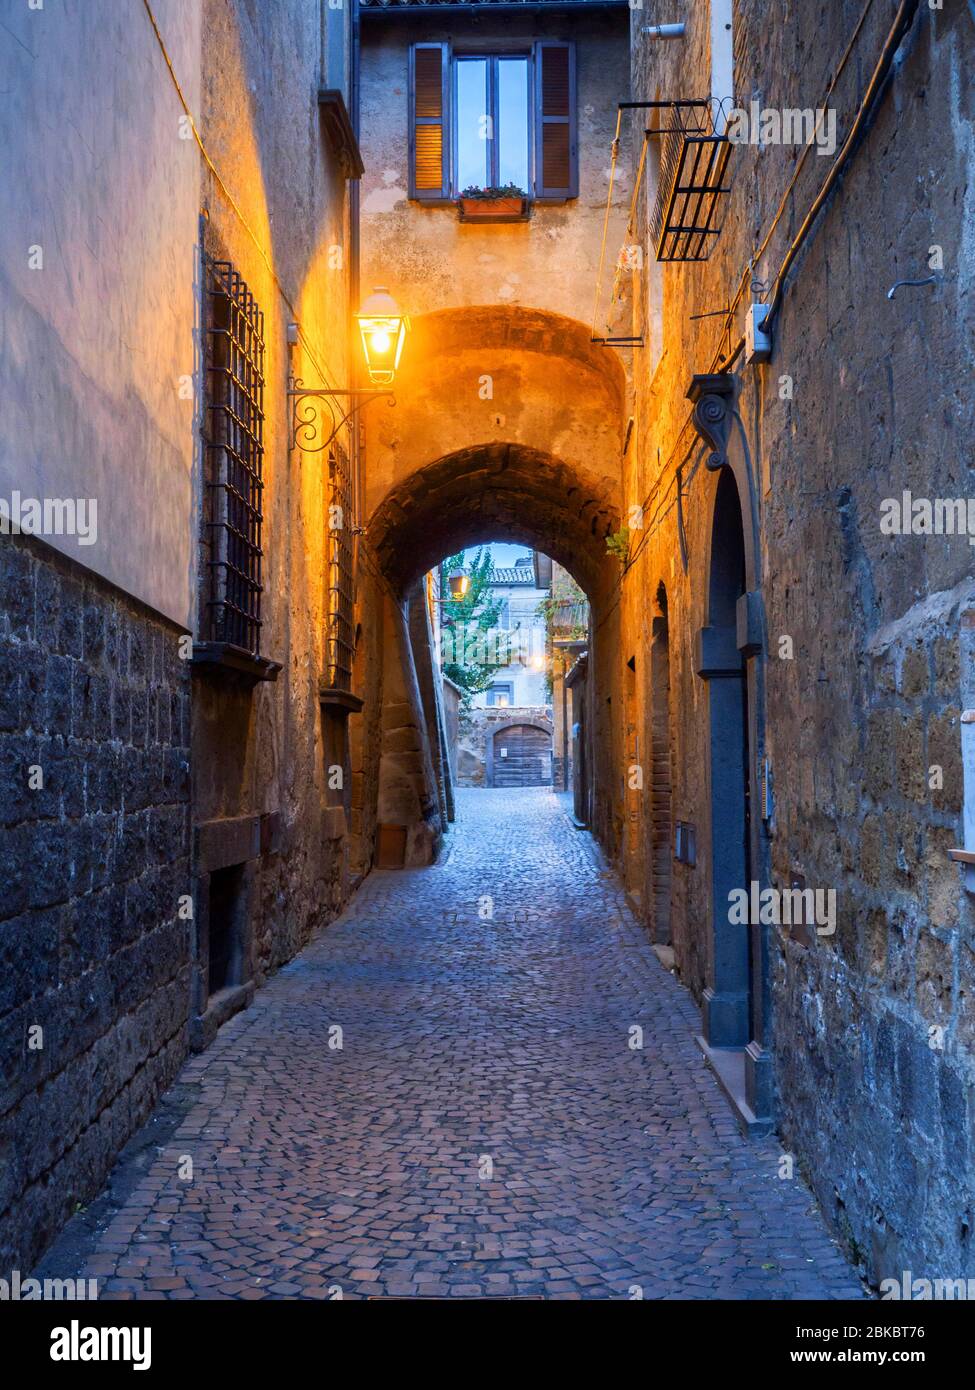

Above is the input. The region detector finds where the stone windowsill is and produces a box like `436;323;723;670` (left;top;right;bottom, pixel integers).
319;684;364;714
192;642;282;685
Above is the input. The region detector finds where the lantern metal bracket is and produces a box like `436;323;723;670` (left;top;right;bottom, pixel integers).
287;375;395;453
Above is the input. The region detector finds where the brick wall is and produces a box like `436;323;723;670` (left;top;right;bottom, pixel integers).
0;535;191;1270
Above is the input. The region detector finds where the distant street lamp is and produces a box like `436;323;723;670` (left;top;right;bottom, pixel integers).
356;286;409;385
430;567;469;614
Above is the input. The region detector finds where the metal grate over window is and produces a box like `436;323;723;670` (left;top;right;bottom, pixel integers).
648;101;732;263
326;442;355;690
201;254;266;656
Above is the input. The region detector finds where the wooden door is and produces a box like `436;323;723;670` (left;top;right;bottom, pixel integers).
492;725;551;787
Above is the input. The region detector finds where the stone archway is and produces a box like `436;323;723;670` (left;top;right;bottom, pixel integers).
361;306;626;584
355;305;625;882
368;442;616;602
359;440;619;877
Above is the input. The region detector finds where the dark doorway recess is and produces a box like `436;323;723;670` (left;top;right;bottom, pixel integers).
649;582;673;945
207;862;246;997
701;466;751;1048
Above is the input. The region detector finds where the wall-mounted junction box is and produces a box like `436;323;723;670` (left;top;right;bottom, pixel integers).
745;303;772;363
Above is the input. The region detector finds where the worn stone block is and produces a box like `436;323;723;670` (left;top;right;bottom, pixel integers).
0;543;34;640
899;644;929;700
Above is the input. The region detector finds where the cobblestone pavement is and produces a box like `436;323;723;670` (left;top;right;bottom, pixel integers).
41;789;864;1300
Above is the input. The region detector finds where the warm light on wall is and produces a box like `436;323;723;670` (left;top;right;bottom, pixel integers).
356;286;409;384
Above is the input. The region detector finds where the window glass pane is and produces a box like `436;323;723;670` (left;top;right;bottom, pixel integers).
456;59;488;190
497;58;529;190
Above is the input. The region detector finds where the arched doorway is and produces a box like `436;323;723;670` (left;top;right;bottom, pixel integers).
649;582;673;945
488;720;554;787
697;467;751;1048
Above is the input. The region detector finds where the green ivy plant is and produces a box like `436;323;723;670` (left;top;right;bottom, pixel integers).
439;547;510;711
605;526;630;566
537;578;589;702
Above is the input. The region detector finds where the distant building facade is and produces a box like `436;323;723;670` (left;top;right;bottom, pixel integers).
472;553;550;711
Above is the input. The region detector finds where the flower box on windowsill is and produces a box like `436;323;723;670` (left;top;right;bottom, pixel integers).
458;195;531;224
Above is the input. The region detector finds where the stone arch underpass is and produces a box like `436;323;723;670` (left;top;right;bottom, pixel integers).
351;305;627;873
368;442;616;602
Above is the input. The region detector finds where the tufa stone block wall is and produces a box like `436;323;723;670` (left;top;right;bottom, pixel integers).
0;535;191;1272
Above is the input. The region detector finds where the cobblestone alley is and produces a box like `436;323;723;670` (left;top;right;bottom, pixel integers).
41;791;863;1300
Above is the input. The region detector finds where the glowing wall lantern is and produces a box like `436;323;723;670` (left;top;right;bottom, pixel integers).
356;286;409;385
447;568;469;600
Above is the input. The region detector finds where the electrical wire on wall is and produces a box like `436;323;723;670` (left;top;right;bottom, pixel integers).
592;107;650;345
140;0;343;400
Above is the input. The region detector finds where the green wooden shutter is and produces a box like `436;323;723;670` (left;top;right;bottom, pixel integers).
410;42;450;200
533;41;576;201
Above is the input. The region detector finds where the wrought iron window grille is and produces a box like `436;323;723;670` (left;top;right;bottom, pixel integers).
325;441;357;693
592;99;735;347
199;254;268;662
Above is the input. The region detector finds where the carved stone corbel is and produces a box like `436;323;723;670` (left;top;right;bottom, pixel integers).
686;373;740;471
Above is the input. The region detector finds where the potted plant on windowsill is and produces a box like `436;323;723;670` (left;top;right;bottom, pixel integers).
457;184;531;223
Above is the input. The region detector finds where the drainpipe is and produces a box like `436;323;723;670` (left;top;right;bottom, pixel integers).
641;24;686;39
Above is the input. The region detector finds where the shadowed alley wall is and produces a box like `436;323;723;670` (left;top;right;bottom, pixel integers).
621;0;975;1282
0;0;360;1271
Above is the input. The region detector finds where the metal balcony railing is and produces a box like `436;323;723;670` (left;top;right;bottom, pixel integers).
647;100;733;264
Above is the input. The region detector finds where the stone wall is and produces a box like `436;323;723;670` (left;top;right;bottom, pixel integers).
456;705;554;787
1;0;363;1270
619;0;975;1281
190;0;358;1032
358;8;630;324
0;535;191;1271
442;676;463;789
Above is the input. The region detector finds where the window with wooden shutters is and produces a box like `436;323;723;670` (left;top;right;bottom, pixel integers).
408;40;577;203
410;42;449;200
533;40;576;201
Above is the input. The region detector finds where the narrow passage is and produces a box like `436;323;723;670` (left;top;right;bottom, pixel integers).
43;790;862;1299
